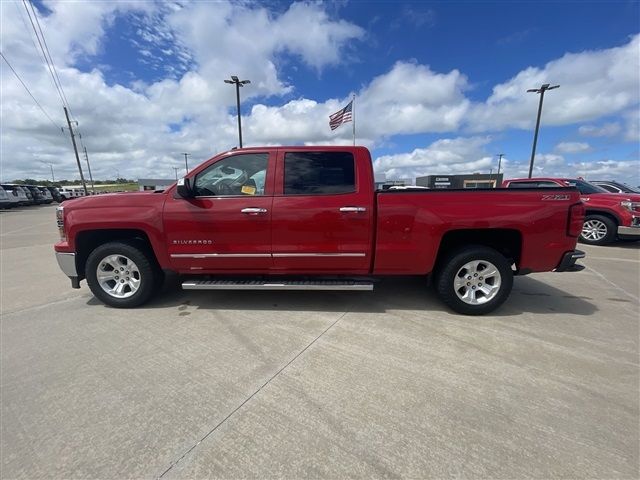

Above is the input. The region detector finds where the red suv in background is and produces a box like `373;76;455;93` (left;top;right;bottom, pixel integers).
503;178;640;246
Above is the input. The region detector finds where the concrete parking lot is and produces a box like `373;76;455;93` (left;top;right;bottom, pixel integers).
1;204;638;479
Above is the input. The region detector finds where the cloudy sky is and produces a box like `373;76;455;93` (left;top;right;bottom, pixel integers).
1;0;639;184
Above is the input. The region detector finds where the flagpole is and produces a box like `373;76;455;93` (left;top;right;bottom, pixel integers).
352;94;356;146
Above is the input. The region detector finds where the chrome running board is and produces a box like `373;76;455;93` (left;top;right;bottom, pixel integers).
182;279;374;291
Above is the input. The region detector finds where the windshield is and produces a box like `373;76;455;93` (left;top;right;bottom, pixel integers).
564;179;609;195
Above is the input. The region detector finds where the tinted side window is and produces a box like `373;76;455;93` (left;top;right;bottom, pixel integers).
565;180;606;195
536;182;560;188
597;184;619;193
506;182;538;188
284;152;355;195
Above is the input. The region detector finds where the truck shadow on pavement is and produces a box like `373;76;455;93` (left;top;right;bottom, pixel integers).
115;274;598;317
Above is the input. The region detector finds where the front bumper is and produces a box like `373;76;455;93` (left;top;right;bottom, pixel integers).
555;249;586;272
55;252;81;288
618;225;640;238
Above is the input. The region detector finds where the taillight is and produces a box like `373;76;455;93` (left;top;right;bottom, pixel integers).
56;206;66;241
568;202;585;237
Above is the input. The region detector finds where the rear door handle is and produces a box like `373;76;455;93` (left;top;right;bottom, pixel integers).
339;206;367;213
241;207;268;215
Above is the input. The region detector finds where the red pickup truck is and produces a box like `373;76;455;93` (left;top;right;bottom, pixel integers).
54;146;586;315
502;177;640;246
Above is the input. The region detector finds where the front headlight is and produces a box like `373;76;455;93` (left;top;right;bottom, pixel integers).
56;206;66;241
620;200;640;212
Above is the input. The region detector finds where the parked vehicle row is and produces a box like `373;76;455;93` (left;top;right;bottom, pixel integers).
0;184;64;208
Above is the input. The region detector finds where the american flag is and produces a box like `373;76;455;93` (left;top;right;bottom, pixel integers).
329;100;353;130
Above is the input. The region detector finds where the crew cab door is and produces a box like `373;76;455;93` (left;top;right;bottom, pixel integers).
163;151;275;272
270;149;373;273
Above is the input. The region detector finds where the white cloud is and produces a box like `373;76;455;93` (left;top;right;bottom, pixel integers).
240;61;470;146
623;110;639;143
500;154;639;183
373;136;494;180
578;122;621;137
0;1;637;187
555;142;591;154
466;34;640;131
0;1;365;181
568;160;640;181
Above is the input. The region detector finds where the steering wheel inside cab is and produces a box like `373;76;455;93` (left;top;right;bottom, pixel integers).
200;167;248;196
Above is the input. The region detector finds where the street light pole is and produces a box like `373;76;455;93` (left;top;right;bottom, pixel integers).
83;147;95;194
181;153;191;173
224;75;251;148
172;167;179;181
63;106;88;195
527;83;559;178
496;153;504;177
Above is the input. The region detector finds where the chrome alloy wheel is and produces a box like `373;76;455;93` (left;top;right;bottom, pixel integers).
96;254;141;299
453;260;502;305
581;219;608;242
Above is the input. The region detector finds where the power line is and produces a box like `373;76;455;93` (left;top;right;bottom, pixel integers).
13;0;48;71
25;0;87;144
27;0;72;112
0;51;63;132
21;0;67;110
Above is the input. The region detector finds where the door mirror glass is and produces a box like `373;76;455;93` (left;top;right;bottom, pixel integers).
176;177;193;198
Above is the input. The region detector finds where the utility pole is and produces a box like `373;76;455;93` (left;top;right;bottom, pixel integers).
63;107;88;195
181;153;191;173
172;167;179;180
83;147;96;194
40;161;55;182
224;75;251;148
496;153;504;181
527;84;559;178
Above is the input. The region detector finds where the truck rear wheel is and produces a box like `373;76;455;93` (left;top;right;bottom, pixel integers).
580;214;617;246
86;242;158;308
435;246;513;315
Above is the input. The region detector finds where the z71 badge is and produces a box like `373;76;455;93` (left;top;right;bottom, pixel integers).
541;194;570;201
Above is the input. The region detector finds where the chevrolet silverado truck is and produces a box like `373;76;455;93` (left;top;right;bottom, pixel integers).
55;146;586;315
503;177;640;246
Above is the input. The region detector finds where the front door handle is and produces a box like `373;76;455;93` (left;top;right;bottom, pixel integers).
241;207;268;215
339;206;367;213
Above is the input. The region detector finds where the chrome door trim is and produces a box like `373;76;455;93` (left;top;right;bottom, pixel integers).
272;253;366;257
171;252;366;259
171;253;271;258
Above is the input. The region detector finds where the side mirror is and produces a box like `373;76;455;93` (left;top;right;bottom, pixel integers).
176;177;193;198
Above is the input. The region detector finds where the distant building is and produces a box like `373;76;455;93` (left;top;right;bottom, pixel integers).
374;172;413;190
138;179;176;191
416;173;504;189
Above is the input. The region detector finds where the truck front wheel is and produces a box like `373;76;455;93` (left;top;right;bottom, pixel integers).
86;242;158;308
435;246;513;315
580;214;617;246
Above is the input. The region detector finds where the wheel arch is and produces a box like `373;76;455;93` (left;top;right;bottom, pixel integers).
75;229;159;279
434;229;522;273
584;209;620;226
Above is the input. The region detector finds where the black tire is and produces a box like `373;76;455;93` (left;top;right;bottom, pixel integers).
85;241;158;308
435;246;513;315
579;214;617;246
